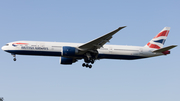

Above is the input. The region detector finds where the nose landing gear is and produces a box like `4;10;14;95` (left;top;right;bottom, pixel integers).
12;54;16;61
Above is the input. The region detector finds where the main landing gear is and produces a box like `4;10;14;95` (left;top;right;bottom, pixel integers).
12;54;16;61
82;57;95;69
82;52;97;69
82;63;92;68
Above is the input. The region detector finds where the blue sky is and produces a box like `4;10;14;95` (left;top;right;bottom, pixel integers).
0;0;180;101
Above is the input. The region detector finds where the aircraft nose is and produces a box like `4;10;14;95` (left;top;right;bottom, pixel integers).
1;46;5;51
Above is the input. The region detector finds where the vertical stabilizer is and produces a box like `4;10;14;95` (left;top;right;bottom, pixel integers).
144;27;170;49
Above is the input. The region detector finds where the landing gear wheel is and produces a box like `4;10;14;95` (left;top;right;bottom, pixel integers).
85;64;89;67
82;63;86;67
89;65;92;68
82;63;93;68
13;58;16;61
91;60;94;64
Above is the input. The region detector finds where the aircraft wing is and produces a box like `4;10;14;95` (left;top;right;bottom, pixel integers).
78;26;126;51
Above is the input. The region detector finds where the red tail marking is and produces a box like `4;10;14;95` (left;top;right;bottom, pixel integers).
153;30;169;39
147;42;160;49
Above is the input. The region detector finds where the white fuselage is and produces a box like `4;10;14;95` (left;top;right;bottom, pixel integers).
2;41;163;60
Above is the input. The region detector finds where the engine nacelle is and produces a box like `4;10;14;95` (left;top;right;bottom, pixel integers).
60;57;77;65
62;46;78;56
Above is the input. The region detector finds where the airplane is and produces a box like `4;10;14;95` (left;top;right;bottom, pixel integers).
1;26;177;68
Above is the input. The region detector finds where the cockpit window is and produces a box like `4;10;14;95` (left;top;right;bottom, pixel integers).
5;44;9;46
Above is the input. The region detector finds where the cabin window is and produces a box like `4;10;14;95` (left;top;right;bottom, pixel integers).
52;46;62;48
114;49;138;51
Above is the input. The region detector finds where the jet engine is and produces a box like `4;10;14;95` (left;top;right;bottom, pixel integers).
62;46;79;56
60;57;77;65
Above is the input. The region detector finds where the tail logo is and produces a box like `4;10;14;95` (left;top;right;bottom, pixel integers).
154;39;166;45
147;42;161;49
145;27;170;49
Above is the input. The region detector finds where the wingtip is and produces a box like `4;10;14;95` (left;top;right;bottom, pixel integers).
173;45;178;47
117;26;126;30
119;26;127;28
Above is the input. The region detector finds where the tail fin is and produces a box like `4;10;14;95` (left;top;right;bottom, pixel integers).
144;27;170;49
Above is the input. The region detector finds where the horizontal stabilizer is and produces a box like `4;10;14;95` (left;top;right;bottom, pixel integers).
153;45;177;53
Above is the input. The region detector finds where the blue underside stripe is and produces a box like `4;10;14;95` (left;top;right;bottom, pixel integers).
6;50;61;56
6;50;146;60
98;54;146;60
